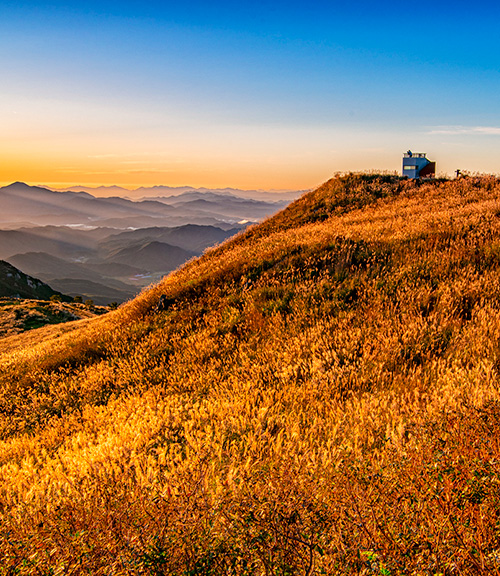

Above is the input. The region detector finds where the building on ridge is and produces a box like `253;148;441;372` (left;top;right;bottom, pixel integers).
402;151;436;179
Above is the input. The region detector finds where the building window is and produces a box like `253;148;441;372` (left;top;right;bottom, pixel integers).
404;165;418;170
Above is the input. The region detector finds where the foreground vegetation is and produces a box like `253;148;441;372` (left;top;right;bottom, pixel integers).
0;297;108;339
1;174;500;574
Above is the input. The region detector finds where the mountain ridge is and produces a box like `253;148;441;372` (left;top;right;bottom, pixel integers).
50;183;305;202
0;259;68;301
0;223;243;304
0;181;292;228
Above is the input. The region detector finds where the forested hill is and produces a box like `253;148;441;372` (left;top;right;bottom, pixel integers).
0;259;66;300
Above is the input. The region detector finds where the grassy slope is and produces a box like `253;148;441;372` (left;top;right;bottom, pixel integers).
1;174;500;574
0;298;108;339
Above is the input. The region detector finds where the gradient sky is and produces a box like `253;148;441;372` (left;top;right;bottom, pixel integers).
1;0;499;190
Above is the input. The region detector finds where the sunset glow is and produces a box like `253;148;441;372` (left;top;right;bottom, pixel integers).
2;0;500;189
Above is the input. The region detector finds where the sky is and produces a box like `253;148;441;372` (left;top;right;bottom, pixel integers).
1;0;500;190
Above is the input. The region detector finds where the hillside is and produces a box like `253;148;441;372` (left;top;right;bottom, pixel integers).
0;298;108;339
6;252;138;305
97;224;242;255
0;260;67;300
1;174;500;574
103;240;196;271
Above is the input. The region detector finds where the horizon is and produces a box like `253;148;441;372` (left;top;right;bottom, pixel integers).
3;168;499;196
0;180;306;195
1;1;499;188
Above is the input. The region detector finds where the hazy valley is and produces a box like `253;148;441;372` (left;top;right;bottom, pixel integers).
0;182;301;305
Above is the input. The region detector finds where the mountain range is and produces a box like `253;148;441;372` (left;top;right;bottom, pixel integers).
0;224;241;305
0;182;299;304
0;182;299;229
54;184;303;202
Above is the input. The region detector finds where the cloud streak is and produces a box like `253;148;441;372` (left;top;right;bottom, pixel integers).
429;126;500;136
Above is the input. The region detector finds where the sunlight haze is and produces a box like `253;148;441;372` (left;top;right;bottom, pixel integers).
1;0;499;188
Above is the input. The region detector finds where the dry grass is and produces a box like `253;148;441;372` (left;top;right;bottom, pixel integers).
1;174;500;574
0;298;107;340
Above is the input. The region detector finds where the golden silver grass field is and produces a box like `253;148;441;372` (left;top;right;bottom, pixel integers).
1;174;500;575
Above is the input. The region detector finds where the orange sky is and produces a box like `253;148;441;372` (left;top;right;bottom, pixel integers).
0;0;500;190
0;158;327;191
3;122;500;191
3;100;498;190
1;123;388;190
2;2;500;191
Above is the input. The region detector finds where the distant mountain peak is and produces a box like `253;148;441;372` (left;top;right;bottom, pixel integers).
3;181;30;189
1;182;51;193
